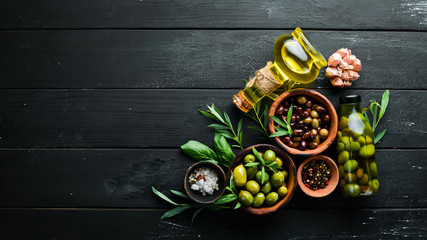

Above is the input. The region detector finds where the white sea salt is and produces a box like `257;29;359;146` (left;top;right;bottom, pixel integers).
188;167;219;196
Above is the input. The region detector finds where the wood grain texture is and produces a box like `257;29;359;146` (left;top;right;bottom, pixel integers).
0;30;426;89
0;0;426;30
0;208;425;239
0;149;425;208
0;89;424;148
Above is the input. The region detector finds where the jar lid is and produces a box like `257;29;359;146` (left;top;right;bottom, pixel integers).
339;95;361;104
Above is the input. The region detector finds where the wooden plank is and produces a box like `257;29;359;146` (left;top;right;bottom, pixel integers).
0;30;425;89
0;89;424;148
0;149;425;208
0;208;425;239
0;0;426;30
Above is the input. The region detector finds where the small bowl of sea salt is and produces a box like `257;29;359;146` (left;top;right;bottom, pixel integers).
184;161;226;204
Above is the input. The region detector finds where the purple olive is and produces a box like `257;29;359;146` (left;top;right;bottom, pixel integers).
276;105;285;116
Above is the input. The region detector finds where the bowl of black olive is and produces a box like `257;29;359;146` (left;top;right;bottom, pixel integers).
268;89;338;156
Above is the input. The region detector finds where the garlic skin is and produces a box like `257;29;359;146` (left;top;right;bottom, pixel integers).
326;48;361;88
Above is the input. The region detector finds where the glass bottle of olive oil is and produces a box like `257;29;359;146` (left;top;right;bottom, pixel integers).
233;28;327;113
336;95;379;197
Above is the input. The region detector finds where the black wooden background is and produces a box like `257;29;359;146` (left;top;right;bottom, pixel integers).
0;0;426;239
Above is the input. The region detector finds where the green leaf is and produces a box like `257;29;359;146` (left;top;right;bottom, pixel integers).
267;161;279;167
230;173;238;195
244;162;260;167
379;90;390;120
363;112;370;124
269;131;289;138
199;110;218;121
237;118;243;137
242;112;256;122
370;100;378;132
232;145;241;148
208;124;230;131
287;104;293;124
170;190;190;200
263;104;270;128
207;104;225;123
161;205;193;219
261;166;266;185
181;140;218;162
248;126;265;134
214;132;234;168
252;147;265;165
270;115;288;129
191;206;206;226
152;187;179;206
212;194;238;205
217;130;235;140
234;202;242;209
374;129;387;144
223;112;233;129
255;101;261;116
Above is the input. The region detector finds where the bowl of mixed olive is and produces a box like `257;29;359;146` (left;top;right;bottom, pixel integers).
268;89;338;156
226;144;297;215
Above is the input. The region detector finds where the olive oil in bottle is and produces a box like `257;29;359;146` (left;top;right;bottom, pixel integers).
233;28;327;112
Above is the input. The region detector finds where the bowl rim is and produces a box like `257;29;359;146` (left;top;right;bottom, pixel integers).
268;88;338;157
184;161;226;204
297;155;339;198
226;144;297;215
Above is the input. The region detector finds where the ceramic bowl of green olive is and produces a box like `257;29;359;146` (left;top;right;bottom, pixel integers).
268;89;338;157
226;144;297;215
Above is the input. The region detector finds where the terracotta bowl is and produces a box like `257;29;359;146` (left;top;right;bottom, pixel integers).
268;89;338;157
297;155;339;198
226;144;297;215
184;161;226;204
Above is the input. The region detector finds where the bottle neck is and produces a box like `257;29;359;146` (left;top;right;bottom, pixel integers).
340;102;362;116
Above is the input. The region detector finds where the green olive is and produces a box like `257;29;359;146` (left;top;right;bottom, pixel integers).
369;162;378;177
371;179;379;193
303;117;312;124
337;143;345;153
339;165;345;179
350;142;361;151
297;96;308;105
274;157;283;167
310;110;319;118
342;128;352;136
256;171;270;185
244;154;256;164
319;129;329;140
339;117;349;129
265;192;279;206
246;166;258;180
344;160;358;173
271;172;285;188
344;183;361;196
357;136;366;146
358;173;369;185
311;118;319;128
341;136;350;145
233;164;247;187
337;131;343;142
264;150;276;162
338;151;350;164
359;144;375;158
352;131;361;140
281;170;289;180
245;180;260;195
252;192;265;208
277;185;288;197
238;190;254;206
344;173;357;183
366;136;373;144
261;181;272;195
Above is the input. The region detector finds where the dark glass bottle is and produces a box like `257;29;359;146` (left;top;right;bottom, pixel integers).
337;95;379;197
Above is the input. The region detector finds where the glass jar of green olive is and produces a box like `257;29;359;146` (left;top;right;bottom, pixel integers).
337;95;379;197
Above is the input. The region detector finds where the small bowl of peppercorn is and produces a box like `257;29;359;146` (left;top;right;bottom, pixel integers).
297;155;339;198
268;89;338;156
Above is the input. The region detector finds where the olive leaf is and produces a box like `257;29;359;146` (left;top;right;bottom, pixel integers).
152;187;179;206
161;205;193;219
243;101;271;137
362;90;390;144
211;194;238;205
191;206;207;226
170;190;190;200
200;104;243;149
269;104;293;138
